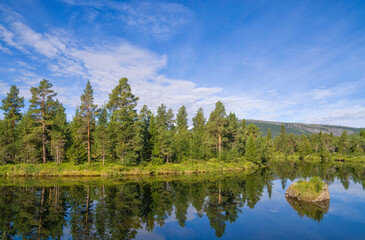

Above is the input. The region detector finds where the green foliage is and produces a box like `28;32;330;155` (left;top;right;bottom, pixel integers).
29;79;57;164
0;85;25;163
107;78;140;165
245;134;257;163
0;78;365;168
294;177;324;199
79;81;98;163
207;101;227;157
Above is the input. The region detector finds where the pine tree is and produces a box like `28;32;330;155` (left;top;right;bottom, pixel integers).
107;78;139;165
0;85;24;162
207;101;227;157
79;81;98;163
29;79;57;163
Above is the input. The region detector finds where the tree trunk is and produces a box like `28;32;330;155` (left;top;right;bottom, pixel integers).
42;95;46;164
102;145;105;166
85;187;90;237
218;180;221;204
218;133;222;154
42;119;46;164
38;187;45;239
87;114;91;163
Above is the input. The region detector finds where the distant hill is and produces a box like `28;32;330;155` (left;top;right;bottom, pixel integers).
245;119;363;138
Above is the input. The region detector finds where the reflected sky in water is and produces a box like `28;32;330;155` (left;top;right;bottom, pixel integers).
137;178;365;240
1;162;365;239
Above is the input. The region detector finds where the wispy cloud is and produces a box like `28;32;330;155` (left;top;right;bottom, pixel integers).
62;0;193;39
0;3;364;127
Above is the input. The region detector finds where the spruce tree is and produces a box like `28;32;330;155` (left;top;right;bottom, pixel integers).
95;106;110;165
267;129;272;142
29;79;57;163
50;101;67;165
153;104;174;163
226;113;239;154
68;107;88;164
136;105;152;163
192;108;206;160
107;78;139;165
245;134;257;163
298;134;310;160
0;85;24;162
360;129;365;138
79;81;98;163
174;105;190;162
276;125;288;157
18;111;41;163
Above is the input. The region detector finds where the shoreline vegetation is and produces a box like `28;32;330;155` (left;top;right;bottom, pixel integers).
0;160;257;177
1;78;365;177
1;153;364;177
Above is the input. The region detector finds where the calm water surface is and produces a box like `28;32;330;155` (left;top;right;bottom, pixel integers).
1;162;365;239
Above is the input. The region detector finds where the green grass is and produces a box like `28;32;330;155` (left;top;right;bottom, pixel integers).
0;160;258;177
271;152;365;163
291;177;324;200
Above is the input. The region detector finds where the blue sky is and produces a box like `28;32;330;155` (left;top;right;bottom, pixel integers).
0;0;365;127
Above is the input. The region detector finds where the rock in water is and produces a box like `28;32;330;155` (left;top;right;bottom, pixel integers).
286;197;330;221
285;182;330;202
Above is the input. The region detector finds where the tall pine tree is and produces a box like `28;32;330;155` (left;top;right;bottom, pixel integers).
79;81;98;163
207;101;227;157
29;79;57;163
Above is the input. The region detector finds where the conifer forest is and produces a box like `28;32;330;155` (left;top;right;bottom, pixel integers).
1;78;364;169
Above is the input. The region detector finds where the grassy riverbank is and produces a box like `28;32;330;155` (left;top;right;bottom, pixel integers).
271;153;365;163
0;160;257;177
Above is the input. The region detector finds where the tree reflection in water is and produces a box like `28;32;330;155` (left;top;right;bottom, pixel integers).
0;162;365;239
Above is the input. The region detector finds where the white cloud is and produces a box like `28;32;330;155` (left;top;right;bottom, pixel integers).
0;24;23;51
306;105;365;127
0;42;11;54
0;5;364;128
11;22;65;58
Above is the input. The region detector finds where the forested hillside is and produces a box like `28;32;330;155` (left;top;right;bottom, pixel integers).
1;78;365;167
246;120;362;138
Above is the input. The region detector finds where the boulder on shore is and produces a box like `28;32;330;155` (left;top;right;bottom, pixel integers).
285;181;330;202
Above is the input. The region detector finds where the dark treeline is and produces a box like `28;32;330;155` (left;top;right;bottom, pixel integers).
1;78;365;165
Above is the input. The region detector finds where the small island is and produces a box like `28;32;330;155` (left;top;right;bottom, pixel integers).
285;177;330;202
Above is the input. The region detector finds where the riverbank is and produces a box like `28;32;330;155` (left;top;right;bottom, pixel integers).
271;153;365;164
0;160;257;177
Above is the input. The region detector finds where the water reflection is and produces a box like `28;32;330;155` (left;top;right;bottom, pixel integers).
0;162;365;239
285;198;330;222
